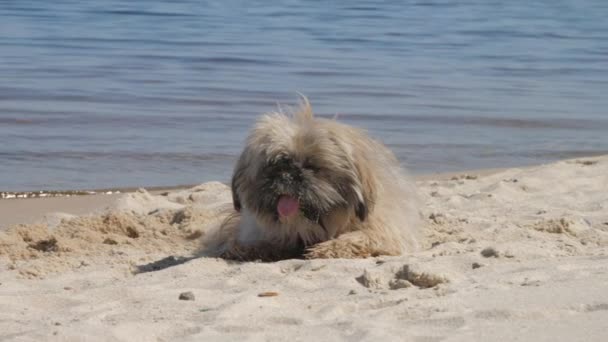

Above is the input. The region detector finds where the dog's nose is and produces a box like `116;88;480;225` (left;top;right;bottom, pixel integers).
281;172;292;181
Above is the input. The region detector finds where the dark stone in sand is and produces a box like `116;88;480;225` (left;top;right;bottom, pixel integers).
29;238;59;253
179;291;195;301
481;247;499;258
103;238;118;245
134;256;194;274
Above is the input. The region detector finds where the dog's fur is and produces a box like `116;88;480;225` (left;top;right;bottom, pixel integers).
207;98;421;260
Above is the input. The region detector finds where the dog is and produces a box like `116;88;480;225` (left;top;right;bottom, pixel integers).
207;98;421;260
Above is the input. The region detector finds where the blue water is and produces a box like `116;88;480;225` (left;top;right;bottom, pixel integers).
1;0;607;191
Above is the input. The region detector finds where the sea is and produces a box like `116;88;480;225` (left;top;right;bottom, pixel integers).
1;0;607;191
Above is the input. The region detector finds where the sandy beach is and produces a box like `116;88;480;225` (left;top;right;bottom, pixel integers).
1;156;607;341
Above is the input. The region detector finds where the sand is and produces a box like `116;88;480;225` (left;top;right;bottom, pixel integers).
1;156;607;341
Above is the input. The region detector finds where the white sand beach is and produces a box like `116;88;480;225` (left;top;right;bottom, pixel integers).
1;156;607;341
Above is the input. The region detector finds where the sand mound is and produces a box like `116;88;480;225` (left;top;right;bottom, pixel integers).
422;157;608;261
0;184;232;278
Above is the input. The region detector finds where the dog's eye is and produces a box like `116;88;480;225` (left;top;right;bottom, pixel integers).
302;160;320;173
274;154;291;165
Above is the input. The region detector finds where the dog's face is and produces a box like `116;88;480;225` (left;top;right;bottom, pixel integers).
231;104;372;240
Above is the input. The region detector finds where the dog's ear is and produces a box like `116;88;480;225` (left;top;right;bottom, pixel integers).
231;188;241;212
352;180;374;222
355;199;368;221
330;136;376;222
353;153;376;222
231;155;247;212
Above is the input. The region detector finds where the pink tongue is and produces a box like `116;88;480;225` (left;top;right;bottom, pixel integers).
277;195;300;218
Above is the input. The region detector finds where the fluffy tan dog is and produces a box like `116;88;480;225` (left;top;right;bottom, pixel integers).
209;98;421;260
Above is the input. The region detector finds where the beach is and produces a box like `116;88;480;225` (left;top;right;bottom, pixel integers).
1;155;607;341
3;1;608;340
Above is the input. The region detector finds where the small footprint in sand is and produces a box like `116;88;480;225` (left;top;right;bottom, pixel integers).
473;309;512;320
356;265;448;291
268;316;303;325
365;299;408;310
391;265;450;290
394;265;448;289
414;316;466;329
584;303;608;312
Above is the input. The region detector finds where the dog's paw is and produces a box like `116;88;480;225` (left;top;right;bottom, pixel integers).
305;239;373;259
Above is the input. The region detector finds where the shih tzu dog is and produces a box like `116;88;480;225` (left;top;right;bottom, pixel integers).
207;98;421;260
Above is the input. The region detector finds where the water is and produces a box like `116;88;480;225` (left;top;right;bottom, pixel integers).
1;0;607;191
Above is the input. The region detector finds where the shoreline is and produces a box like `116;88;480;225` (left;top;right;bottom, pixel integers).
0;167;511;201
1;155;604;230
2;153;606;197
0;185;192;200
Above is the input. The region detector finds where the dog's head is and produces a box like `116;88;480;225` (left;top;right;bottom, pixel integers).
231;100;375;238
